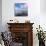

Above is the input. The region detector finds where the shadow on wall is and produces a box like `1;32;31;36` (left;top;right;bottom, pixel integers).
40;0;46;13
0;0;2;32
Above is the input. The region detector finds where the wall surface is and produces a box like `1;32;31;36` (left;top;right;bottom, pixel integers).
0;0;2;32
2;0;40;31
40;0;46;13
40;0;46;32
2;0;46;46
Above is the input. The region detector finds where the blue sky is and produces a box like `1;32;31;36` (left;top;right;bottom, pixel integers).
15;3;27;9
15;3;21;8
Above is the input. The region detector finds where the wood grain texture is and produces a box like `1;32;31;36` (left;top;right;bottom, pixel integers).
7;23;34;46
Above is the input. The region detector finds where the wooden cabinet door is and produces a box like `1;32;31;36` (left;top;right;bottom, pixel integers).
7;23;33;46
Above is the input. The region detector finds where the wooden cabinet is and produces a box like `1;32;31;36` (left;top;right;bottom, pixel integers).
7;23;34;46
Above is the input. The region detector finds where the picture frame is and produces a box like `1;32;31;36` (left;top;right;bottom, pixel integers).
14;3;28;16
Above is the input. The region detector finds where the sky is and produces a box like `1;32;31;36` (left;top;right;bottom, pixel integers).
15;3;28;9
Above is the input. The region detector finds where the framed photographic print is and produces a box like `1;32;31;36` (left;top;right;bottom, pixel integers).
14;3;28;16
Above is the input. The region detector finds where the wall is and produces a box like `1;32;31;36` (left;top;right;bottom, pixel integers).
40;0;46;13
40;0;46;31
2;0;46;46
0;0;2;32
2;0;40;30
